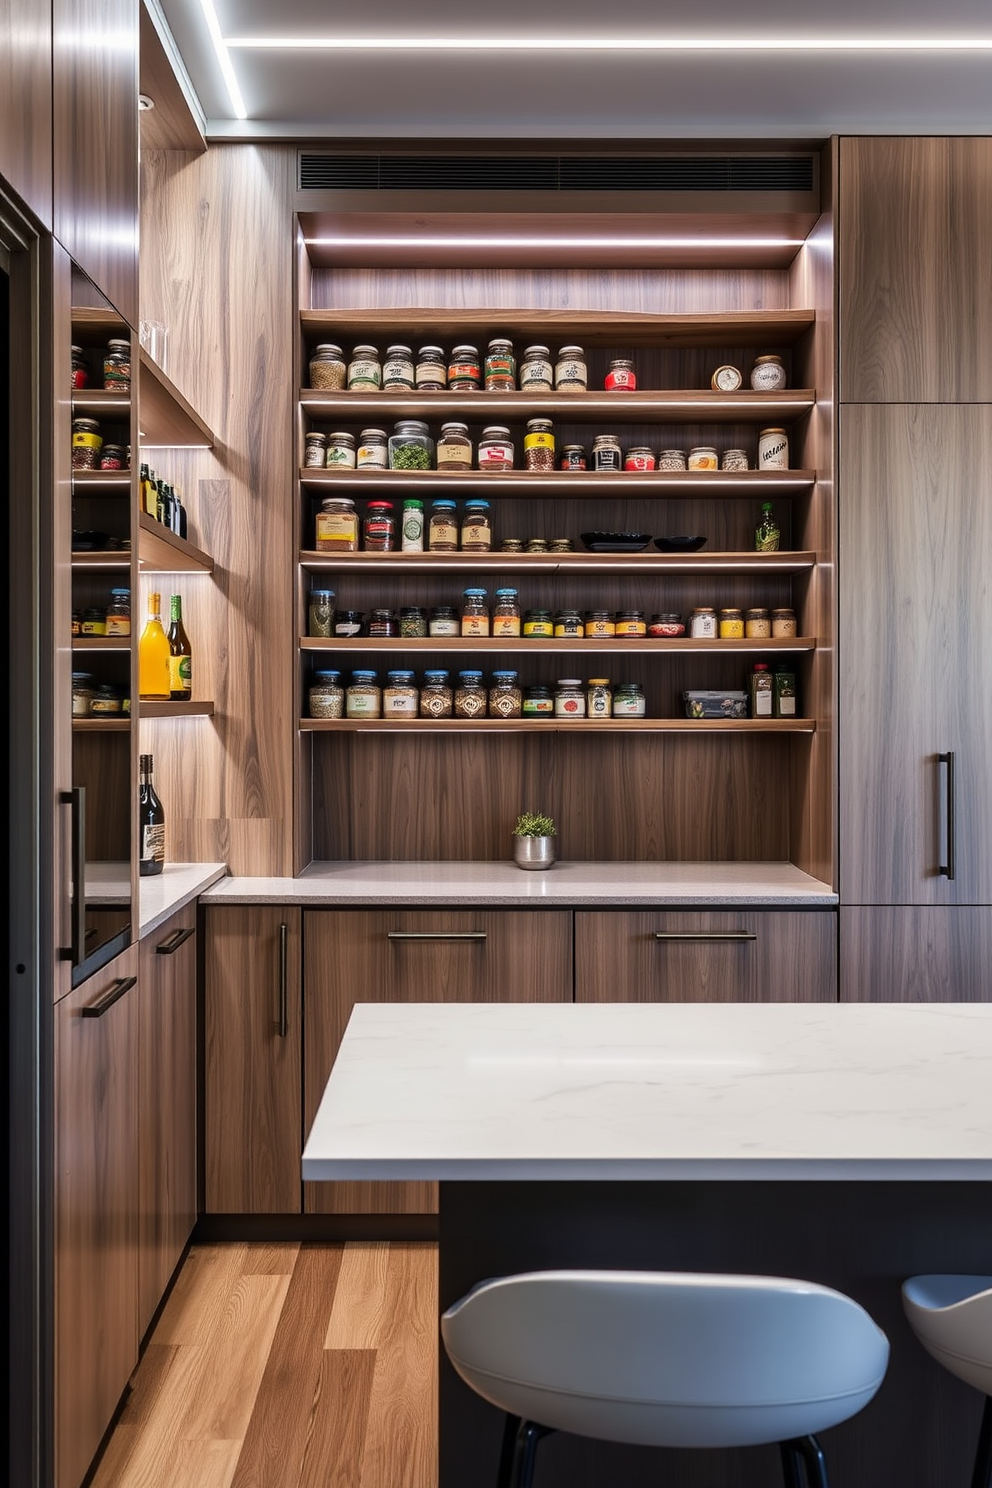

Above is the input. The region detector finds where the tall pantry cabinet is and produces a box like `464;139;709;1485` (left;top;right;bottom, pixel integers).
838;137;992;999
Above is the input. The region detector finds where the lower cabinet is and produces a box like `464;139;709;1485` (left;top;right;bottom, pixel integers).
55;945;139;1488
575;910;837;1002
840;906;992;1001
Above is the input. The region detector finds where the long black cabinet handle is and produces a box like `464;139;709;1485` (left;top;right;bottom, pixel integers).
155;926;195;955
278;922;288;1038
80;975;137;1018
939;751;956;880
59;787;86;964
387;931;487;942
654;932;757;942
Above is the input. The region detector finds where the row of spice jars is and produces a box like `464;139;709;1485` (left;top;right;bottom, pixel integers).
308;342;591;394
308;668;647;720
71;589;132;637
71;673;130;717
71;418;131;471
71;339;131;393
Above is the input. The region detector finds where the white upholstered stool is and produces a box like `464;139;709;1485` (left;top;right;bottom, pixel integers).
442;1269;889;1488
902;1274;992;1488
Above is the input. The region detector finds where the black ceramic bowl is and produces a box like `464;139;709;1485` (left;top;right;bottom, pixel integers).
580;531;653;553
654;535;707;553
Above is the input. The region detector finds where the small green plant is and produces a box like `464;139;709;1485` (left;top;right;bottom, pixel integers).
513;811;556;838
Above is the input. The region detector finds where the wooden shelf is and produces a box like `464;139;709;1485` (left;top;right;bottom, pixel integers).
300;636;815;657
300;716;816;734
139;700;216;719
71;551;131;571
72;636;131;653
300;469;816;498
71;307;127;341
300;388;816;424
72;718;131;732
71;389;131;421
138;350;215;448
72;470;132;497
301;549;817;576
138;513;214;573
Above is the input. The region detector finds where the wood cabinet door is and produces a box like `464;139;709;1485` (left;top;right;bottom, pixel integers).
840;137;992;403
839;405;992;905
55;945;139;1488
204;906;302;1214
303;909;572;1214
575;911;836;1003
137;911;197;1339
840;906;992;1002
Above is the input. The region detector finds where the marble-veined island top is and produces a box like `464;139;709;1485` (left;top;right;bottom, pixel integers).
302;1001;992;1183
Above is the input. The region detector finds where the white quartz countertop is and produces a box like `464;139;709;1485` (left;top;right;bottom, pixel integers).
139;863;227;938
302;1002;992;1182
202;860;837;907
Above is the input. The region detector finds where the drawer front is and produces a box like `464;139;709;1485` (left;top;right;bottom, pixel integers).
575;911;836;1003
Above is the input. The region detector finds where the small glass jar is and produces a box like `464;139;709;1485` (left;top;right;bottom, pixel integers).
436;421;472;471
420;670;454;718
771;607;798;638
615;609;646;638
587;678;612;720
71;609;83;637
758;428;790;470
367;607;398;638
100;444;127;471
750;354;787;392
71;417;103;470
488;670;523;718
501;537;524;553
649;613;685;638
81;606;106;636
103;338;131;392
105;587;131;637
523;685;555;717
71;345;89;390
356;428;389;469
382;344;414;392
721;448;749;472
429;605;460;638
71;672;94;717
416;346;447;391
91;683;123;716
461;587;490;637
455;670;487;719
688;446;719;471
524;418;555;472
325;431;356;469
347;345;381;392
658;448;687;472
555;345;586;392
554;678;586;719
526;537;549;553
461;499;492;552
449;345;481;392
523;608;554;637
745;607;772;638
719;606;745;639
605;358;636;391
333;610;364;638
549;537;573;553
309;670;345;719
591;434;622;472
493;588;521;637
304;431;328;468
429;498;459;551
309;344;346;391
383;669;418;717
399;606;428;638
401;497;425;553
519;345;553;393
346;670;381;718
478;426;514;472
624;446;655;472
560;444;587;471
689;606;718;639
308;589;336;638
484;338;515;392
363;500;396;551
584;609;615;639
612;682;647;717
554;609;583;638
316;497;359;552
388;419;433;471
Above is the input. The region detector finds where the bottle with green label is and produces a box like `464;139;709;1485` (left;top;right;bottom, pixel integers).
167;593;193;701
755;501;780;552
401;497;425;553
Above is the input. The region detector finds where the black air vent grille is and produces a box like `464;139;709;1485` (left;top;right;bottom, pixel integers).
298;153;815;194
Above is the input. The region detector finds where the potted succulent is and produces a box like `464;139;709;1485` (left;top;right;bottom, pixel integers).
512;811;557;870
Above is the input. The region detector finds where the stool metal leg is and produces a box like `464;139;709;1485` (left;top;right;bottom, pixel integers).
508;1419;555;1488
972;1396;992;1488
496;1414;522;1488
780;1434;829;1488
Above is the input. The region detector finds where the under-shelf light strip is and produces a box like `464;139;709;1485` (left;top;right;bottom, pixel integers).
304;236;803;249
226;36;992;52
198;0;247;119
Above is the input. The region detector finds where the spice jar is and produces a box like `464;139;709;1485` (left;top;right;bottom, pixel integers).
605;358;636;391
771;607;798;637
383;670;418;717
309;670;345;719
688;446;719;471
519;345;553;393
555;346;586;392
526;537;549;553
71;345;89;389
388;419;433;471
584;609;615;639
399;606;428;638
750;354;787;392
333;610;364;638
105;588;131;637
758;428;790;470
103;338;131;392
461;499;492;552
493;588;521;637
711;364;743;392
501;537;524;552
71;672;94;717
420;670;453;718
429;605;460;637
308;589;335;637
624;446;656;472
416;346;447;391
523;608;554;637
612;682;646;717
401;497;425;552
449;345;481;391
484;338;515;391
774;670;798;717
71;417;103;470
460;587;490;637
100;444;127;471
429;498;459;551
488;670;523;718
550;537;573;553
523;685;554;717
587;679;612;719
91;683;123;716
554;679;586;719
745;607;771;638
325;431;356;469
591;434;622;471
346;670;381;718
382;344;414;392
554;609;583;638
71;609;83;637
658;448;687;471
81;606;106;636
367;608;398;637
316;496;358;552
689;606;718;638
478;426;514;472
436;421;472;471
719;607;745;639
356;428;388;469
363;500;396;551
309;344;346;390
560;444;587;471
615;609;646;638
750;662;774;717
721;448;749;472
455;670;487;718
304;431;328;468
524;418;555;472
347;345;381;391
649;613;685;638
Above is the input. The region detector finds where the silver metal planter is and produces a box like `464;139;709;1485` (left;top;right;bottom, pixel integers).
513;836;556;870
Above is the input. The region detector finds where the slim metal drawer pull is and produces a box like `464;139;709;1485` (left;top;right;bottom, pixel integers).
80;975;137;1017
278;923;289;1038
938;751;956;880
386;932;487;942
155;926;195;955
653;932;757;942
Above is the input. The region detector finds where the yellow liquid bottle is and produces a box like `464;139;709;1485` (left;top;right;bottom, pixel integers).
139;591;171;699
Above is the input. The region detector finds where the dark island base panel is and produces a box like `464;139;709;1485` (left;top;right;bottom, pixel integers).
439;1181;992;1488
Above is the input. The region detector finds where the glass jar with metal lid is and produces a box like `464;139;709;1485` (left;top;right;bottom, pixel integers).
383;670;418;717
356;428;388;469
721;448;749;471
416;346;447;391
325;431;356;469
587;678;612;719
555;345;586;392
309;670;344;719
688;446;719;471
771;606;798;637
401;497;425;552
523;685;554;717
624;446;655;472
612;682;646;716
316;496;358;552
388;419;434;471
309;344;346;390
347;345;381;391
526;537;549;553
560;444;587;470
429;498;459;551
71;345;89;389
436;422;472;471
429;605;460;637
100;444;127;471
419;670;453;718
308;588;335;638
658;448;687;471
81;606;107;636
493;588;521;637
449;345;481;391
304;431;328;468
689;606;718;638
455;670;487;718
333;610;364;637
399;606;428;638
461;499;492;552
554;609;583;638
615;609;646;637
519;345;553;393
105;588;131;637
363;500;396;551
71;417;103;469
484;338;515;391
584;609;615;639
745;607;771;638
478;426;514;472
523;608;554;637
460;587;490;637
591;434;622;471
750;354;787;391
367;608;398;637
346;670;381;718
649;613;685;637
524;418;555;472
719;606;745;639
103;338;131;392
91;683;123;716
605;358;636;391
382;345;414;391
554;679;586;718
488;670;522;718
71;672;94;717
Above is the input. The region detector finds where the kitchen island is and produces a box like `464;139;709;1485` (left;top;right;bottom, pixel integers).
304;1002;992;1488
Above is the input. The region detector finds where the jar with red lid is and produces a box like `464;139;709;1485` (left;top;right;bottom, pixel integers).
605;358;636;391
363;501;396;551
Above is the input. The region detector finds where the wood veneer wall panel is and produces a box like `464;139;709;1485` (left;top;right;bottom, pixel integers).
0;0;52;225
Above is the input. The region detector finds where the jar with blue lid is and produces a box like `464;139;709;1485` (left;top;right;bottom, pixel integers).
489;670;522;718
455;670;487;718
346;669;381;719
461;587;490;637
420;669;453;718
309;669;344;719
493;588;521;637
429;497;458;551
383;669;418;717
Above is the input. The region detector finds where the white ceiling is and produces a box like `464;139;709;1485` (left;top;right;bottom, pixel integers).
150;0;992;142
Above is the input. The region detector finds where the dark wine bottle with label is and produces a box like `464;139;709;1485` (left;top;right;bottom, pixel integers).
139;753;165;876
168;593;193;701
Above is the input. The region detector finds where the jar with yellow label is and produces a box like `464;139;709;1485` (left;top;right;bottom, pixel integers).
614;610;646;638
524;418;555;472
584;610;615;639
493;588;521;637
82;607;107;636
523;609;554;637
688;446;719;471
718;607;745;639
771;607;798;637
554;609;583;638
71;417;103;470
461;588;490;637
105;588;131;637
316;497;359;552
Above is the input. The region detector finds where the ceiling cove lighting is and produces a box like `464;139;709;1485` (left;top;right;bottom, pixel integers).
226;36;992;52
303;236;805;249
197;0;248;118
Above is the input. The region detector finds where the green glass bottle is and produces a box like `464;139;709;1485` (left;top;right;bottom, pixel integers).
755;501;780;552
167;593;193;701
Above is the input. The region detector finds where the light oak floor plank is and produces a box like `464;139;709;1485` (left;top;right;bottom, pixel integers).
358;1243;439;1488
324;1241;392;1351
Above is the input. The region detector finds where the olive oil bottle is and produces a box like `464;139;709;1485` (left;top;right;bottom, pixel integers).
138;591;170;699
754;501;781;552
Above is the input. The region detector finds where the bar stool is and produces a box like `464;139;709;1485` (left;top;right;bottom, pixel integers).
902;1274;992;1488
441;1270;889;1488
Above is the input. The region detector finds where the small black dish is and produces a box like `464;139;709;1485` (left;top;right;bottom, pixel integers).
654;535;707;553
580;531;653;553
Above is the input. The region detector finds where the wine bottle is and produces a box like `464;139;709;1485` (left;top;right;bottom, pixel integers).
138;753;165;876
754;501;781;553
167;593;193;701
139;591;170;699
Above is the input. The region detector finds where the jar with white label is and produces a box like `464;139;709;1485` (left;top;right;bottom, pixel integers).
519;345;553;393
357;428;388;469
382;345;414;391
416;346;447;391
555;345;587;392
347;345;381;391
587;678;612;719
478;426;514;472
689;606;718;639
612;682;646;717
437;422;472;471
325;432;356;469
758;428;790;470
420;670;453;718
401;497;425;552
554;679;586;719
309;670;344;719
346;670;381;718
383;670;418;717
750;355;787;391
304;431;328;468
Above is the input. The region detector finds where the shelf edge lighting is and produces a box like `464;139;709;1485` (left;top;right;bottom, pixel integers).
303;237;805;250
197;0;247;118
225;36;992;52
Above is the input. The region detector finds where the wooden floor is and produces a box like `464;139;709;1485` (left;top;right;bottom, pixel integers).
91;1242;438;1488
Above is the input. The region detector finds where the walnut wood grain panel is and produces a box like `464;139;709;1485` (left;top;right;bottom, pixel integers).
137;911;197;1340
138;0;205;154
0;0;52;224
839;405;992;904
839;137;992;403
575;910;836;1003
204;907;302;1214
303;910;572;1214
840;907;992;1003
55;945;140;1488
